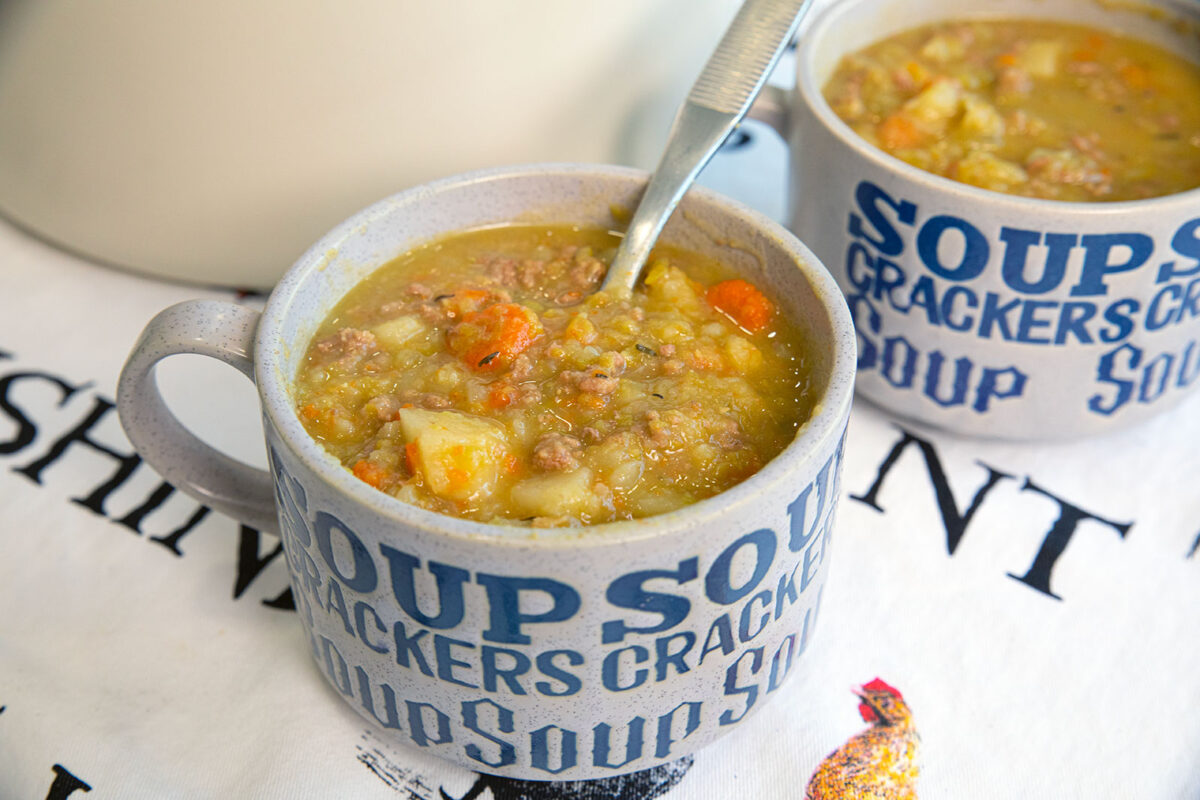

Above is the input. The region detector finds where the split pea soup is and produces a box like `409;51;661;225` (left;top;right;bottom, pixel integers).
823;18;1200;201
293;225;823;527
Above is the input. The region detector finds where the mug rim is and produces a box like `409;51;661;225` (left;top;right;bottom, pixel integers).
254;162;856;550
793;0;1200;214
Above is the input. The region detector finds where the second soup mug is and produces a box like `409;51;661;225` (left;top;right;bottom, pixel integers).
116;164;856;780
754;0;1200;439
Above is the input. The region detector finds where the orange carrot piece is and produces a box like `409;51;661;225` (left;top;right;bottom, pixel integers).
995;52;1018;68
448;303;543;371
877;114;924;151
487;383;514;409
352;459;389;489
300;403;320;420
404;442;419;475
706;279;774;333
1119;63;1150;90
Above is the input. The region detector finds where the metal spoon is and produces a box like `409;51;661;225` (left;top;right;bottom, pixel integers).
600;0;814;297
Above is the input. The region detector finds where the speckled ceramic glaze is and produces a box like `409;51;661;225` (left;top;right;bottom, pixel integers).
757;0;1200;439
117;164;855;779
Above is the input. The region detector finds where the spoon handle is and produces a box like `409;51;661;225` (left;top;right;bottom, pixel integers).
601;0;813;296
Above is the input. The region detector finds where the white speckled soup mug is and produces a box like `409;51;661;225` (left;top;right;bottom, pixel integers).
116;165;855;779
752;0;1200;439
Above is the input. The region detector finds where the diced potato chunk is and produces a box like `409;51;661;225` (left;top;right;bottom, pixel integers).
958;95;1005;139
1015;40;1062;79
607;461;644;493
920;33;966;64
648;319;694;343
724;335;763;372
902;77;962;126
952;151;1028;193
372;315;426;350
564;313;597;344
398;409;508;502
644;261;703;312
432;363;464;389
590;433;644;489
510;467;602;519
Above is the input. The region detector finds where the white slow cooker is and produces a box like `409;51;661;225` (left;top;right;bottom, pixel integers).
0;1;738;288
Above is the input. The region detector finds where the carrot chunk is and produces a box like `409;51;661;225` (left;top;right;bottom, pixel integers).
878;113;925;150
706;279;774;333
1119;63;1150;90
448;303;543;371
352;459;389;489
487;383;514;409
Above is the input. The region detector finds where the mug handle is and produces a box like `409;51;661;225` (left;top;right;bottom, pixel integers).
746;84;790;139
116;300;278;534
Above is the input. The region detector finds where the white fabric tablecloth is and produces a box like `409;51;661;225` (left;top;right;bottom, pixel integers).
1;101;1198;799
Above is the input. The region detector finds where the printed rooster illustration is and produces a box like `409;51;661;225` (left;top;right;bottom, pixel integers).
804;678;920;799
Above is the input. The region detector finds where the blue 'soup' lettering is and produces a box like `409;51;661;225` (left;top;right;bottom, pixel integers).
264;438;841;776
844;179;1200;416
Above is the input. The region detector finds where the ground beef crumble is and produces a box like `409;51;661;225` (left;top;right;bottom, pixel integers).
531;433;583;471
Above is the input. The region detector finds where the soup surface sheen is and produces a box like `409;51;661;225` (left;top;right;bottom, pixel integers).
294;226;820;527
823;19;1200;201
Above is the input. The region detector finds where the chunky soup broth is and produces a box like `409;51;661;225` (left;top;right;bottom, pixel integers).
824;19;1200;201
294;226;822;527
